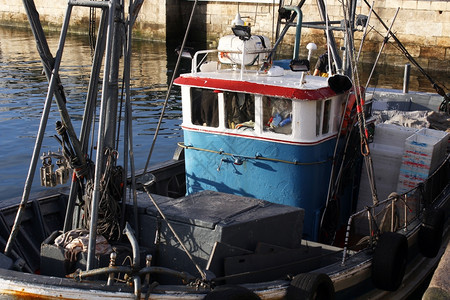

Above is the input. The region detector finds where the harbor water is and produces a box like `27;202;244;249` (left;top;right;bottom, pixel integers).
0;26;185;200
0;25;448;200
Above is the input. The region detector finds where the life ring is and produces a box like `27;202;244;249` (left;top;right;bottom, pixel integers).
372;232;408;291
418;208;445;258
204;285;260;300
286;272;335;300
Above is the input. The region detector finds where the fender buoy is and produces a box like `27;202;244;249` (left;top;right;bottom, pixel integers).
286;272;335;300
372;232;408;291
418;208;445;258
204;285;260;300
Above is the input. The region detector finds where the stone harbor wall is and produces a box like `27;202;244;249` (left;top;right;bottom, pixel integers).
0;0;448;71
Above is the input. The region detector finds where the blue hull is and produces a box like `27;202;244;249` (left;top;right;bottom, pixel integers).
183;129;336;240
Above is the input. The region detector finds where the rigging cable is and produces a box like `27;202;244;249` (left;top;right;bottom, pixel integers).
122;0;145;241
355;1;373;64
143;0;199;173
324;1;332;77
271;0;275;43
320;0;379;243
143;180;207;281
363;0;449;113
89;7;96;57
254;3;258;26
342;0;378;205
364;8;399;92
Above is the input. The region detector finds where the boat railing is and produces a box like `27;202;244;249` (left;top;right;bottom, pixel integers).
192;50;217;73
191;48;273;74
341;153;450;265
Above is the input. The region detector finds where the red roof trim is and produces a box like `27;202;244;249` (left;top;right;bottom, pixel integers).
174;76;336;101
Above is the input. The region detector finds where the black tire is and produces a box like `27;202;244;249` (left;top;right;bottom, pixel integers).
204;285;261;300
418;208;445;258
372;232;408;291
286;273;335;300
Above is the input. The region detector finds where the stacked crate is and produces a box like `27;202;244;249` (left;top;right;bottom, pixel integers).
397;128;449;194
355;124;417;235
357;124;417;208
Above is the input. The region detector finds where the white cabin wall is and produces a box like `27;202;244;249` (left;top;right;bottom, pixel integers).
218;92;225;129
296;100;318;142
254;95;263;135
181;86;192;127
181;87;344;144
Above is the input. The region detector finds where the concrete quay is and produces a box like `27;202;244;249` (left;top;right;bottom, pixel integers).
0;0;449;72
422;240;450;300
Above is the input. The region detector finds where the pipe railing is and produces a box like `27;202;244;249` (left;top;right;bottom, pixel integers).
191;48;273;74
341;154;450;264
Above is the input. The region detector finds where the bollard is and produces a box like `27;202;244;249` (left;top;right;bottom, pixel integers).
403;63;411;93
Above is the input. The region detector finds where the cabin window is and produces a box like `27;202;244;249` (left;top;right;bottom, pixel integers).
263;96;292;134
190;88;219;127
322;99;331;134
316;99;331;136
316;101;322;136
225;92;255;130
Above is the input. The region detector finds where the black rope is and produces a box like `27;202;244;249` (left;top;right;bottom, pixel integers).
84;149;123;241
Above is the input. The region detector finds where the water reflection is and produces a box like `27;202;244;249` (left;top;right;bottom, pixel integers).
0;24;447;200
359;63;449;94
0;26;183;199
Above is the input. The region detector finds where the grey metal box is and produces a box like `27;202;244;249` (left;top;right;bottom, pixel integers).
138;190;304;280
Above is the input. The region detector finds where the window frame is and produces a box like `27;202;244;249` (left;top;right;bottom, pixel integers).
190;87;220;128
262;96;293;136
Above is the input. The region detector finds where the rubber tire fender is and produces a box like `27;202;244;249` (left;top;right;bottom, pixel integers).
372;232;408;291
418;208;445;258
286;272;335;300
204;285;261;300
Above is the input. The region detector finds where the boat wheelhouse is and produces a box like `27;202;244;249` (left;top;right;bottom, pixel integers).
175;61;357;240
0;0;448;299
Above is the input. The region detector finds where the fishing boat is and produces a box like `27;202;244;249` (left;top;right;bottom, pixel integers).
0;0;448;299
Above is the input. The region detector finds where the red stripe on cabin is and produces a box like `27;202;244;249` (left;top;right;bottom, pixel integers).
174;76;336;101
